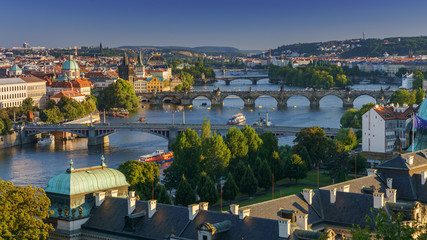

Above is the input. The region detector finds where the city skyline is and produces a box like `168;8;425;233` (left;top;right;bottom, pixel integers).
2;0;427;50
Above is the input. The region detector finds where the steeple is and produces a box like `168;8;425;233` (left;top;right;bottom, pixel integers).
122;52;129;66
137;51;144;66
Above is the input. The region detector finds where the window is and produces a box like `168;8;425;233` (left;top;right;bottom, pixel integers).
203;236;208;240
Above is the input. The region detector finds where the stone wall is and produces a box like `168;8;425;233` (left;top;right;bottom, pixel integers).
0;131;35;150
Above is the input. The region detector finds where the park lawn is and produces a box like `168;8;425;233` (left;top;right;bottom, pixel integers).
222;185;314;211
275;170;331;187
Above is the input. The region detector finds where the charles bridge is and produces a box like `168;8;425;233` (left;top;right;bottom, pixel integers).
22;123;339;147
137;88;395;110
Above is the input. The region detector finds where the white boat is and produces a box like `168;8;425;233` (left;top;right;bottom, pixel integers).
400;73;414;89
227;113;246;125
253;112;272;126
37;135;54;145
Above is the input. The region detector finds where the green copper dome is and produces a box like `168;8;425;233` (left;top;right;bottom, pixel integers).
10;64;22;71
62;59;79;70
45;166;129;195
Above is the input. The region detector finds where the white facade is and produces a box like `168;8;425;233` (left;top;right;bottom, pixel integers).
0;78;27;108
362;107;410;153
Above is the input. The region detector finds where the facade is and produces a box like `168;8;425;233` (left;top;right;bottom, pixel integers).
133;78;147;93
50;91;86;103
0;78;27;108
20;75;47;108
118;52;135;85
362;105;413;153
146;76;163;92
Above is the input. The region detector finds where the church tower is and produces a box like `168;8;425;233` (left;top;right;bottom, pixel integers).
135;51;145;77
118;52;135;85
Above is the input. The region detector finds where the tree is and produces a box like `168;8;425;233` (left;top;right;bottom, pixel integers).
412;70;424;89
336;128;358;151
395;67;408;77
201;117;211;141
0;179;54;239
20;97;36;113
40;107;64;124
240;167;258;196
390;89;414;106
293;127;332;168
175;176;196;206
257;160;273;189
197;173;219;205
164;129;202;189
117;160;160;200
347;153;368;175
177;71;194;90
201;132;231;181
284;154;308;183
233;160;247;189
225;127;248;160
241;125;263;162
324;141;349;182
154;184;172;204
259;132;278;159
340;109;361;128
222;173;239;202
415;88;425;105
97;78;139;111
360;103;375;116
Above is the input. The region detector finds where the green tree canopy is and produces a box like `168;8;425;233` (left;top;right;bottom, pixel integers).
259;132;278;159
201;132;231;182
336;128;358;151
154;184;172;204
415;88;425;105
118;160;160;200
97;78;139;111
390;89;415;106
412;70;424;89
293;126;332;168
360;103;375;116
225;127;248;160
242;125;263;154
340;108;361;128
197;173;219;205
175;175;196;206
233;160;247;189
164;128;202;189
40;107;64;124
201;117;212;141
0;179;54;239
257;159;273;189
222;173;239;202
284;154;308;183
324;141;349;182
240;167;258;196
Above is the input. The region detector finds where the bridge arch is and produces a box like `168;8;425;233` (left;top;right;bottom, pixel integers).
352;94;378;109
319;94;344;108
286;94;310;107
191;95;212;106
254;94;278;108
221;94;245;108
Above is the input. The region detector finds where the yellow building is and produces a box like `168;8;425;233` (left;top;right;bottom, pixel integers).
146;77;163;92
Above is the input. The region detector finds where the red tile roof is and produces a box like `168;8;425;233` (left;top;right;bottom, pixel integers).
373;106;414;120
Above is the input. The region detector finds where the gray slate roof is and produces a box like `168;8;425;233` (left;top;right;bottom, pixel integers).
0;77;26;85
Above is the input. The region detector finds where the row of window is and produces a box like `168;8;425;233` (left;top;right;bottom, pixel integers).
27;85;46;90
0;93;26;100
0;85;26;92
0;100;23;108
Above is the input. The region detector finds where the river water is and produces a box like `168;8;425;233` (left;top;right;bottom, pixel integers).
0;72;399;188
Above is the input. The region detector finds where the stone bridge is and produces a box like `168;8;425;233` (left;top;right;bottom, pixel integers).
137;89;395;110
22;123;339;147
215;75;268;85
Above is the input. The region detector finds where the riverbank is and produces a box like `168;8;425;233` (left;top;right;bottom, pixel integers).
0;131;35;150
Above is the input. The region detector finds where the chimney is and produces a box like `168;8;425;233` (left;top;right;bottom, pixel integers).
386;189;397;203
303;189;313;205
278;218;291;238
330;188;336;204
386;178;393;189
339;185;350;192
406;156;414;165
128;191;136;215
110;189;118;197
188;204;199;221
148;200;157;218
230;204;239;215
422;171;427;185
199;202;208;211
373;192;384;209
95;192;105;207
367;169;377;176
296;212;308;230
239;208;250;220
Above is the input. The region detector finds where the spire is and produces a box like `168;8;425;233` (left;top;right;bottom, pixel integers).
122;52;129;66
67;159;74;173
137;51;144;66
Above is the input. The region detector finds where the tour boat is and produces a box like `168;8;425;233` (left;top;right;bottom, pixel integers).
138;150;174;164
227;113;246;125
37;134;54;145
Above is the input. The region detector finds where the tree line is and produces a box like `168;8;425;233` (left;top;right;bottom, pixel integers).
269;61;351;89
40;96;96;124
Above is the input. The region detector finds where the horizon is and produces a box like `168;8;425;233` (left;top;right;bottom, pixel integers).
1;0;427;50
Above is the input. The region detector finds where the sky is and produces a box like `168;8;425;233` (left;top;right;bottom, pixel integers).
1;0;427;50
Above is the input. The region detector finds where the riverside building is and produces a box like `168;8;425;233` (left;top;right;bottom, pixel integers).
0;78;27;108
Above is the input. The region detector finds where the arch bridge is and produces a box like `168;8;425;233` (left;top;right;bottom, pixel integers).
137;89;395;110
22;123;339;147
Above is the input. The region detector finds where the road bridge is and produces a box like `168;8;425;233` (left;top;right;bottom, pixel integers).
22;123;339;147
137;88;395;110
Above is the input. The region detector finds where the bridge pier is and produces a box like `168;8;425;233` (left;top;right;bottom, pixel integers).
88;127;110;146
251;79;257;85
168;127;178;150
342;101;354;108
277;102;287;110
310;100;320;109
244;98;256;109
225;80;231;86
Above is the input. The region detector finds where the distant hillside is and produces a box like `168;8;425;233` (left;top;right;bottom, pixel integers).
116;45;257;54
271;36;427;58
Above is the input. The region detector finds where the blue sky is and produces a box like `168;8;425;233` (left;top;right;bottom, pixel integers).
1;0;427;50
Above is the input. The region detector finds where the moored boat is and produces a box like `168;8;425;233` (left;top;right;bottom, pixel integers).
138;150;174;164
37;134;54;145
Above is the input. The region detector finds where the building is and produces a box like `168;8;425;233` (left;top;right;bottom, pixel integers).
146;76;163;92
20;75;47;108
8;64;22;77
50;91;86;103
118;52;135;85
45;158;337;240
0;78;27;108
362;104;414;153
